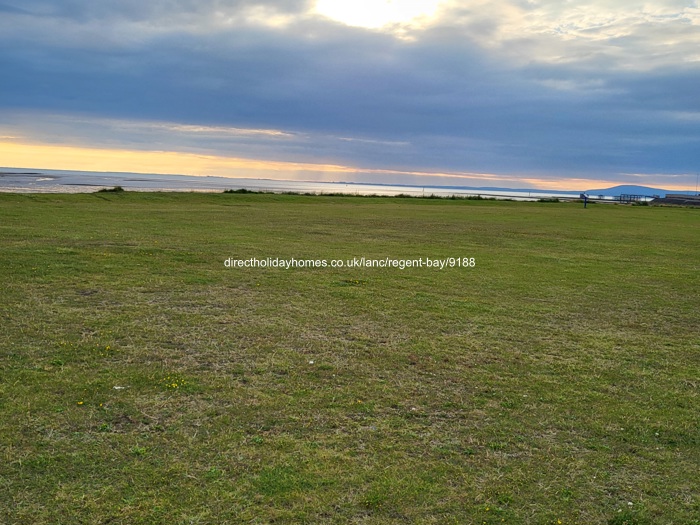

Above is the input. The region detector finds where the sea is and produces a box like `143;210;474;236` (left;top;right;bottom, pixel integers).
0;167;587;201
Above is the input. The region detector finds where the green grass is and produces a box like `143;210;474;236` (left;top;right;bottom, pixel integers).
0;192;698;524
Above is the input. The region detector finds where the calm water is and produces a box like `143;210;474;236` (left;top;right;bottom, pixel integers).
0;167;584;201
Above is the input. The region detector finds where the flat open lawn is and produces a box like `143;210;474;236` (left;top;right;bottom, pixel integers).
1;192;698;524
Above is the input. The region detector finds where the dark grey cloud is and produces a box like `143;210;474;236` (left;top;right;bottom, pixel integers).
1;0;699;187
0;0;312;20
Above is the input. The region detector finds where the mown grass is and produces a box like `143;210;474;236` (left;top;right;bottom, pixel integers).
0;192;698;524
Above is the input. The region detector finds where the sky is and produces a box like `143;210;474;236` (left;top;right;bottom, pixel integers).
1;0;699;191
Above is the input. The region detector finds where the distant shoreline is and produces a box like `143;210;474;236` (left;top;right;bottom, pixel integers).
0;166;688;200
0;167;580;200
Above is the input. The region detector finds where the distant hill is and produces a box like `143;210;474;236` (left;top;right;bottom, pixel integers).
585;185;679;198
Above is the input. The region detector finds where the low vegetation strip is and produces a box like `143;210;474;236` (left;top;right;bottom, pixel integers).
0;192;698;524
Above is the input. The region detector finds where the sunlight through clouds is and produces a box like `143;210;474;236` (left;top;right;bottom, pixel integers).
314;0;443;29
309;0;700;70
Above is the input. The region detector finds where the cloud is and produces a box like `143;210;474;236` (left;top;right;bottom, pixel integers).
0;0;699;189
429;0;700;70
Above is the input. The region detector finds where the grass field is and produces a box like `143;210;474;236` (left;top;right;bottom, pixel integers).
1;192;698;524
